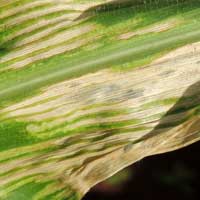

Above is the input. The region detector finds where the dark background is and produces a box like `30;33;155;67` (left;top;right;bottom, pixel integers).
83;141;200;200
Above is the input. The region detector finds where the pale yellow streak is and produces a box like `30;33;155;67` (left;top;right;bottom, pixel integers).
119;19;181;40
4;4;81;28
7;37;92;70
0;24;93;63
1;14;78;43
0;1;53;19
13;16;88;48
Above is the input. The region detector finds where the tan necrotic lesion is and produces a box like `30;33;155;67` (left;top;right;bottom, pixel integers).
0;1;200;199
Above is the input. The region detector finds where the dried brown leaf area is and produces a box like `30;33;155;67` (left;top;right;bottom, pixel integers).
1;0;200;199
0;42;200;199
